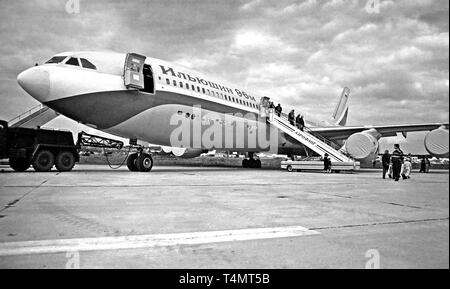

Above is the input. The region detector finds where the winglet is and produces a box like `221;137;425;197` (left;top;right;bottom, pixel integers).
331;87;350;126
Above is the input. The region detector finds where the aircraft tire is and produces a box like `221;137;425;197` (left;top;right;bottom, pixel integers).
127;153;139;171
9;157;30;172
136;153;153;172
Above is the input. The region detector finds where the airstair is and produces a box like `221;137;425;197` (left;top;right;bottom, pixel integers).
269;113;354;162
8;104;59;128
260;97;359;171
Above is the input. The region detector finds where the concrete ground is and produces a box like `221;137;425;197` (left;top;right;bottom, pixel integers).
0;164;448;269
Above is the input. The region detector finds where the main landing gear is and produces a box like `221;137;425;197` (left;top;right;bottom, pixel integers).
126;151;153;172
242;152;262;169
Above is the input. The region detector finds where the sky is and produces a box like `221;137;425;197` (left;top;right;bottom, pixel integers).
0;0;448;153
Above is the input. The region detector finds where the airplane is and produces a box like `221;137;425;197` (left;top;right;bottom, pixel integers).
16;51;449;172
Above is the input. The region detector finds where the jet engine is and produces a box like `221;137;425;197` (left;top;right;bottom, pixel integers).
424;128;449;158
162;147;207;158
345;129;380;163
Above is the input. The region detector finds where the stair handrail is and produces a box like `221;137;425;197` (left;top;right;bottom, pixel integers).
272;112;354;161
8;104;45;125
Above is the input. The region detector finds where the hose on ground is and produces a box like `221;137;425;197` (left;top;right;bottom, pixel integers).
102;146;132;170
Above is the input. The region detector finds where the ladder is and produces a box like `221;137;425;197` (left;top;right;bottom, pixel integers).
8;104;59;128
269;113;355;163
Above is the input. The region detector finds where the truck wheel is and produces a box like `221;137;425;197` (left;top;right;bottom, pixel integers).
32;150;55;172
9;158;30;172
55;151;75;172
136;153;153;172
127;153;138;171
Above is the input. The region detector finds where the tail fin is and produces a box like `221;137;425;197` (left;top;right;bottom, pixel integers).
331;87;350;126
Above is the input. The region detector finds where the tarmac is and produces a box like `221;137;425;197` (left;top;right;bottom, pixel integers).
0;164;448;269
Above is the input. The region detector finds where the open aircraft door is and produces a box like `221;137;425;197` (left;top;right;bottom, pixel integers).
124;53;146;89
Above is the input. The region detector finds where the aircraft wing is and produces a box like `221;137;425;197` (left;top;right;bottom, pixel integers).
310;123;449;141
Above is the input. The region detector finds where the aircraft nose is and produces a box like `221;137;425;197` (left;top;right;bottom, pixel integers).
17;67;51;102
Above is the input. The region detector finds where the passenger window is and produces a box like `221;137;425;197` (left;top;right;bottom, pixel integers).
173;80;177;86
179;82;183;88
197;86;200;92
202;88;205;94
66;57;80;66
166;78;170;85
80;58;97;70
191;85;195;91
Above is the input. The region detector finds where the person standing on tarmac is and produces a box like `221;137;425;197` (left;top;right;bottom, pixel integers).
419;157;427;173
390;144;404;181
381;150;390;179
402;153;412;179
323;153;331;173
288;109;296;126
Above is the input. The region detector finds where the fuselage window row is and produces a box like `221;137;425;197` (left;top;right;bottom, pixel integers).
163;76;257;109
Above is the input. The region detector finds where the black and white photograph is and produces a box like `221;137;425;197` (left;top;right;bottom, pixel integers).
0;0;448;274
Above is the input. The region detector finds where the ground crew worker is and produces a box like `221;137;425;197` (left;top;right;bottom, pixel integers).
425;157;431;173
390;144;404;181
419;157;426;173
381;150;390;179
323;153;331;173
275;104;282;117
288;109;295;126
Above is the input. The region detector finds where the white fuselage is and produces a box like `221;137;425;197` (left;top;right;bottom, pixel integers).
17;51;307;155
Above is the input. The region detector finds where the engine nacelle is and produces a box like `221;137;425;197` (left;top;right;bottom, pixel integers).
169;147;207;158
345;130;380;163
424;128;449;158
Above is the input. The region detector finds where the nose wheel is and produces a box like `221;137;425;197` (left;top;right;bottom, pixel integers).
127;152;153;172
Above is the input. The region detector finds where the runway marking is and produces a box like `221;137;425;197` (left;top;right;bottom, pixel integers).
0;226;319;256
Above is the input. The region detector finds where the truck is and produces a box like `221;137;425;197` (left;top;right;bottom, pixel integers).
0;120;79;172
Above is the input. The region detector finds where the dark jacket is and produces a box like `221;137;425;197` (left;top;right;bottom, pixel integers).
390;148;404;163
288;112;295;121
382;153;390;166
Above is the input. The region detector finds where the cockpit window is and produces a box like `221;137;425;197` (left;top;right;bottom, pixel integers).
45;56;67;64
65;57;80;66
80;58;97;70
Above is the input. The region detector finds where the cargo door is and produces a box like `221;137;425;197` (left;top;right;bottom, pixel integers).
124;53;146;89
